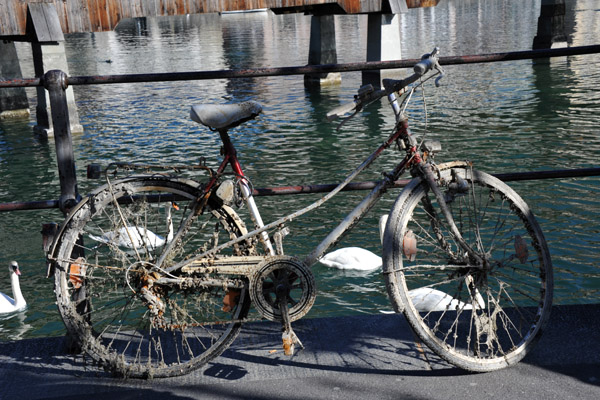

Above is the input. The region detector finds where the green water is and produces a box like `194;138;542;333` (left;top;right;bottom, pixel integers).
1;0;599;340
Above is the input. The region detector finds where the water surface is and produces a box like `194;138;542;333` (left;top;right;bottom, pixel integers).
1;0;599;340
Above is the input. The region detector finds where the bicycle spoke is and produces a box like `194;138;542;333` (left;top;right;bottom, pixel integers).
53;177;257;377
385;166;552;371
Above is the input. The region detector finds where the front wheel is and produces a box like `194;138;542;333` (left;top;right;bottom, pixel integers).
383;165;553;372
52;176;255;378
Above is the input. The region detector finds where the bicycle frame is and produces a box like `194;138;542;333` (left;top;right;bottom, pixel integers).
162;93;417;275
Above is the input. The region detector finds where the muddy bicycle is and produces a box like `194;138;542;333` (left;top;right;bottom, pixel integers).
47;48;553;378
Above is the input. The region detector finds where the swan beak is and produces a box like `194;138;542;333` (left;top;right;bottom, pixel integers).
172;202;180;211
10;261;21;276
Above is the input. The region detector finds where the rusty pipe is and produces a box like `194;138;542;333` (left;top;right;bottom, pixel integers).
3;167;598;212
1;46;599;88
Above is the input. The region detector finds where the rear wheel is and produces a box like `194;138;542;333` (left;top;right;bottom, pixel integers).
383;166;553;372
53;176;256;378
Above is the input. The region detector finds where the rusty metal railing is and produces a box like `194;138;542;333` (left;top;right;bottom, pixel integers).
2;45;600;88
0;45;599;214
2;167;599;213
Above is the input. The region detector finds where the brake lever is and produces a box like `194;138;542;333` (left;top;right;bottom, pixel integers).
335;107;361;131
434;62;445;87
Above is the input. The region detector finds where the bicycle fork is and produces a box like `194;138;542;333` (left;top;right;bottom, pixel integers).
417;162;486;268
390;88;486;269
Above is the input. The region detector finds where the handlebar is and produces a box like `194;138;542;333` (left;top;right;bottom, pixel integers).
413;47;439;75
327;47;443;122
326;85;385;122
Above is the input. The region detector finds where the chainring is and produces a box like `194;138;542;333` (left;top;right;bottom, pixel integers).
250;256;316;322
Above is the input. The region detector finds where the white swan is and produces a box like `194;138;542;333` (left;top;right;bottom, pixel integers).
90;203;178;250
318;215;389;271
0;261;27;314
319;246;382;271
379;286;484;313
320;215;485;311
409;287;476;312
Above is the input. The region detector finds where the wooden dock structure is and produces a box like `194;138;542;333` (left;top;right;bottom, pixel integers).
0;0;440;129
0;0;439;37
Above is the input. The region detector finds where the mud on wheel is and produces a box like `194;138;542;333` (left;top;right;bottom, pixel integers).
383;164;553;372
51;176;257;378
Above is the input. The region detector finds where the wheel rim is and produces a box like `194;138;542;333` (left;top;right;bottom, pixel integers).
387;168;553;371
54;178;253;377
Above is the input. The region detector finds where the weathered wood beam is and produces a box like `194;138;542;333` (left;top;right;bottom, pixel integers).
0;0;439;37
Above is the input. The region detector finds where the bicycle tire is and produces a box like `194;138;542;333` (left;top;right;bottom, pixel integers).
53;176;255;378
383;165;553;372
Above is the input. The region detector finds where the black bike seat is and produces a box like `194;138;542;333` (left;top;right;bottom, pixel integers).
190;101;262;130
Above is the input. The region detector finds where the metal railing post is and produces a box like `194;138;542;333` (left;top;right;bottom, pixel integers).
43;69;80;214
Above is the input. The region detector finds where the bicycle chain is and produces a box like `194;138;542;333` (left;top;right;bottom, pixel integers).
163;315;264;330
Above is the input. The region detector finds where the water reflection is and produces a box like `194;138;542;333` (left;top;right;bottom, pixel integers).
0;312;32;341
1;0;599;340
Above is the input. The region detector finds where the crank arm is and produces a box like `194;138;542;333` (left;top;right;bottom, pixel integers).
277;283;304;356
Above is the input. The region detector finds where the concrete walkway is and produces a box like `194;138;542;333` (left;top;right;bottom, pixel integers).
1;304;599;400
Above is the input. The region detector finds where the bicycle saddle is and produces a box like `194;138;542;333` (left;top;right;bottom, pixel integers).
190;101;262;130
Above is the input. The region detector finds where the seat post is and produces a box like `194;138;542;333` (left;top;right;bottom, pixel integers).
218;128;236;158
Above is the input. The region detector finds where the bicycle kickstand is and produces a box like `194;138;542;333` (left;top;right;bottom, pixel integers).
277;286;303;356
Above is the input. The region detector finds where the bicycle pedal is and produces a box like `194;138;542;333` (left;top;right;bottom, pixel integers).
282;332;294;355
282;330;303;356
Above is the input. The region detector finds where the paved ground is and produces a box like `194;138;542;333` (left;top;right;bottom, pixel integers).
1;304;599;400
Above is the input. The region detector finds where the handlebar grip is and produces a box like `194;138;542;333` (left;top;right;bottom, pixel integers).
414;58;436;76
326;101;357;121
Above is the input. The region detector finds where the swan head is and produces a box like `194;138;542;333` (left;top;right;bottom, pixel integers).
9;261;20;276
165;202;179;242
166;202;179;221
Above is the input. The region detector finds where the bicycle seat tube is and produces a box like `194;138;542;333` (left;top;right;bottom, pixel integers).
219;129;276;256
